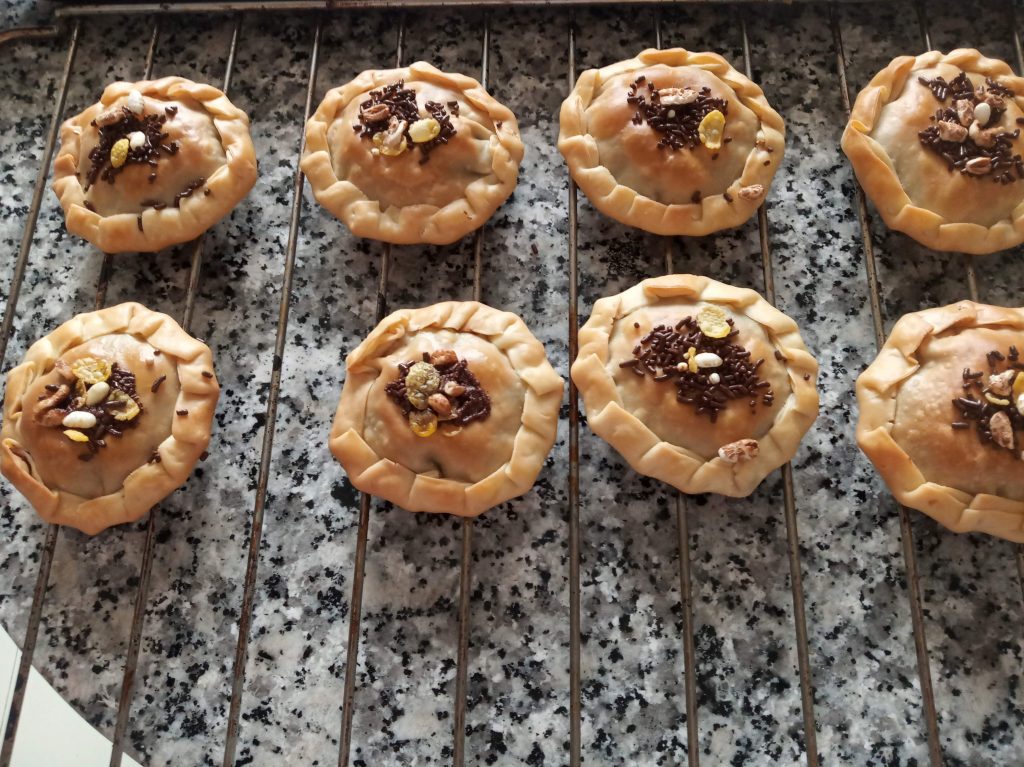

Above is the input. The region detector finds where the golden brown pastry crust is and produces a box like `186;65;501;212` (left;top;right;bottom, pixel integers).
571;275;819;497
857;301;1024;542
302;63;524;245
53;76;257;253
842;49;1024;255
0;303;219;535
558;48;785;235
329;301;563;516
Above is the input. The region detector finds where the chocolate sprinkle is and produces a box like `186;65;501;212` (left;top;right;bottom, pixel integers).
151;375;166;392
354;80;457;162
34;362;143;458
953;350;1024;450
623;317;773;423
86;106;176;189
385;353;491;428
627;77;728;151
918;71;1023;184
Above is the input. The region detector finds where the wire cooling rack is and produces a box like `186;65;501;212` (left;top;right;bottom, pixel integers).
0;1;1022;765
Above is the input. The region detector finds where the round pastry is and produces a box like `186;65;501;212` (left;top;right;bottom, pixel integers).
842;49;1024;254
557;48;785;236
329;301;563;516
857;301;1024;542
0;303;220;535
571;275;818;497
52;76;257;253
302;62;524;245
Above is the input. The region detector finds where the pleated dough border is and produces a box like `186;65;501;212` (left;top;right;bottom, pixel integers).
0;302;220;535
557;48;786;236
329;301;563;516
571;274;819;497
841;48;1024;255
302;62;525;245
856;300;1024;542
53;76;258;253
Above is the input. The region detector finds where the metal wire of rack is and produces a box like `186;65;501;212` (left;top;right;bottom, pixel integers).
0;2;1021;766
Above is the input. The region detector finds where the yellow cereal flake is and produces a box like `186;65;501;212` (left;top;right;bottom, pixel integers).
1013;371;1024;401
698;110;726;150
108;390;140;421
71;356;112;384
110;137;130;168
696;305;731;339
686;346;698;374
408;118;440;144
409;409;438;438
63;429;90;443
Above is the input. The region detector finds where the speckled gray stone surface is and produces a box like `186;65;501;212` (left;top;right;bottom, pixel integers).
0;1;1022;766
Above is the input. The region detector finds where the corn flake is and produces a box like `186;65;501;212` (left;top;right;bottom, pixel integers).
71;357;112;384
698;110;726;150
696;305;731;339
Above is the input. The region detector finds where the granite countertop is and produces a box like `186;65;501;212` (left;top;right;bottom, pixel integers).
0;1;1022;765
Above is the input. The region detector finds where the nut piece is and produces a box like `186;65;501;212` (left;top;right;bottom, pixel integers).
109;138;130;169
965;156;993;175
360;103;391;123
696;305;731;339
937;121;968;143
694;352;724;369
989;410;1015;451
980;92;1005;111
427;393;452;418
33;383;70;419
85;381;110;406
125;89;145;115
657;87;698;106
62;411;97;429
408;117;441;144
380;119;409;155
71;357;112;384
107;390;140;421
718;438;760;464
94;108;123;127
988;370;1016;397
408;409;438;438
698;109;726;150
968;121;998;148
443;380;466;397
430;349;458;368
63;429;90;443
954;99;975;126
738;184;765;201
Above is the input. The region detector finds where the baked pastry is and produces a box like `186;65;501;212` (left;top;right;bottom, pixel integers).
842;49;1024;254
302;62;524;245
53;76;257;253
0;302;219;535
857;301;1024;542
329;301;563;516
558;48;785;236
571;275;818;497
